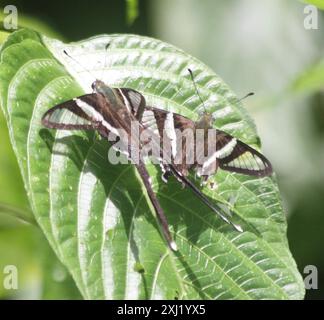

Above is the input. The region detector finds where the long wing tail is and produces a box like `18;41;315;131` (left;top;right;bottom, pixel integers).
168;165;243;233
135;161;177;251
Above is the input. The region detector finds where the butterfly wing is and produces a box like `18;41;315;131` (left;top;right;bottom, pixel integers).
216;130;272;177
42;92;134;141
41;93;111;131
142;106;273;177
141;106;195;134
117;88;146;121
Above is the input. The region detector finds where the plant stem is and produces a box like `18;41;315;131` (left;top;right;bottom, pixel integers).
0;202;37;226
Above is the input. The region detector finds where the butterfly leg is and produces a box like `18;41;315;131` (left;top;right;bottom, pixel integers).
162;171;172;183
200;175;209;187
200;175;218;190
135;161;177;251
209;181;218;191
159;163;172;183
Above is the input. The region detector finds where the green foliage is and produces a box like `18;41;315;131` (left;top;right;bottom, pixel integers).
41;240;82;299
302;0;324;10
0;111;29;210
0;224;81;299
292;60;324;94
0;226;41;298
0;28;305;299
126;0;139;25
0;10;63;41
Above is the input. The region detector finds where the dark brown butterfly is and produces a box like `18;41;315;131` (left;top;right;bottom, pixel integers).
42;55;272;251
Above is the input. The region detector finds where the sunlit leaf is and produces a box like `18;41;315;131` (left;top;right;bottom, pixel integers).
0;29;304;300
41;241;82;300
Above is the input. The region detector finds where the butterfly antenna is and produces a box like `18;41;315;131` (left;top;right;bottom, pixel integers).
188;68;207;113
238;92;254;102
100;42;111;81
63;49;97;83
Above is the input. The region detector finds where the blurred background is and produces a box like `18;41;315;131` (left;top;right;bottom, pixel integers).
0;0;323;299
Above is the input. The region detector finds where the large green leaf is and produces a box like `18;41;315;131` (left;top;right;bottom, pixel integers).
0;29;304;300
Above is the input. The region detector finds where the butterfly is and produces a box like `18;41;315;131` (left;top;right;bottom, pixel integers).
42;51;272;251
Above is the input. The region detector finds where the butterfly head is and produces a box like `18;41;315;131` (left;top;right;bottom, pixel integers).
91;79;106;93
91;79;116;100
